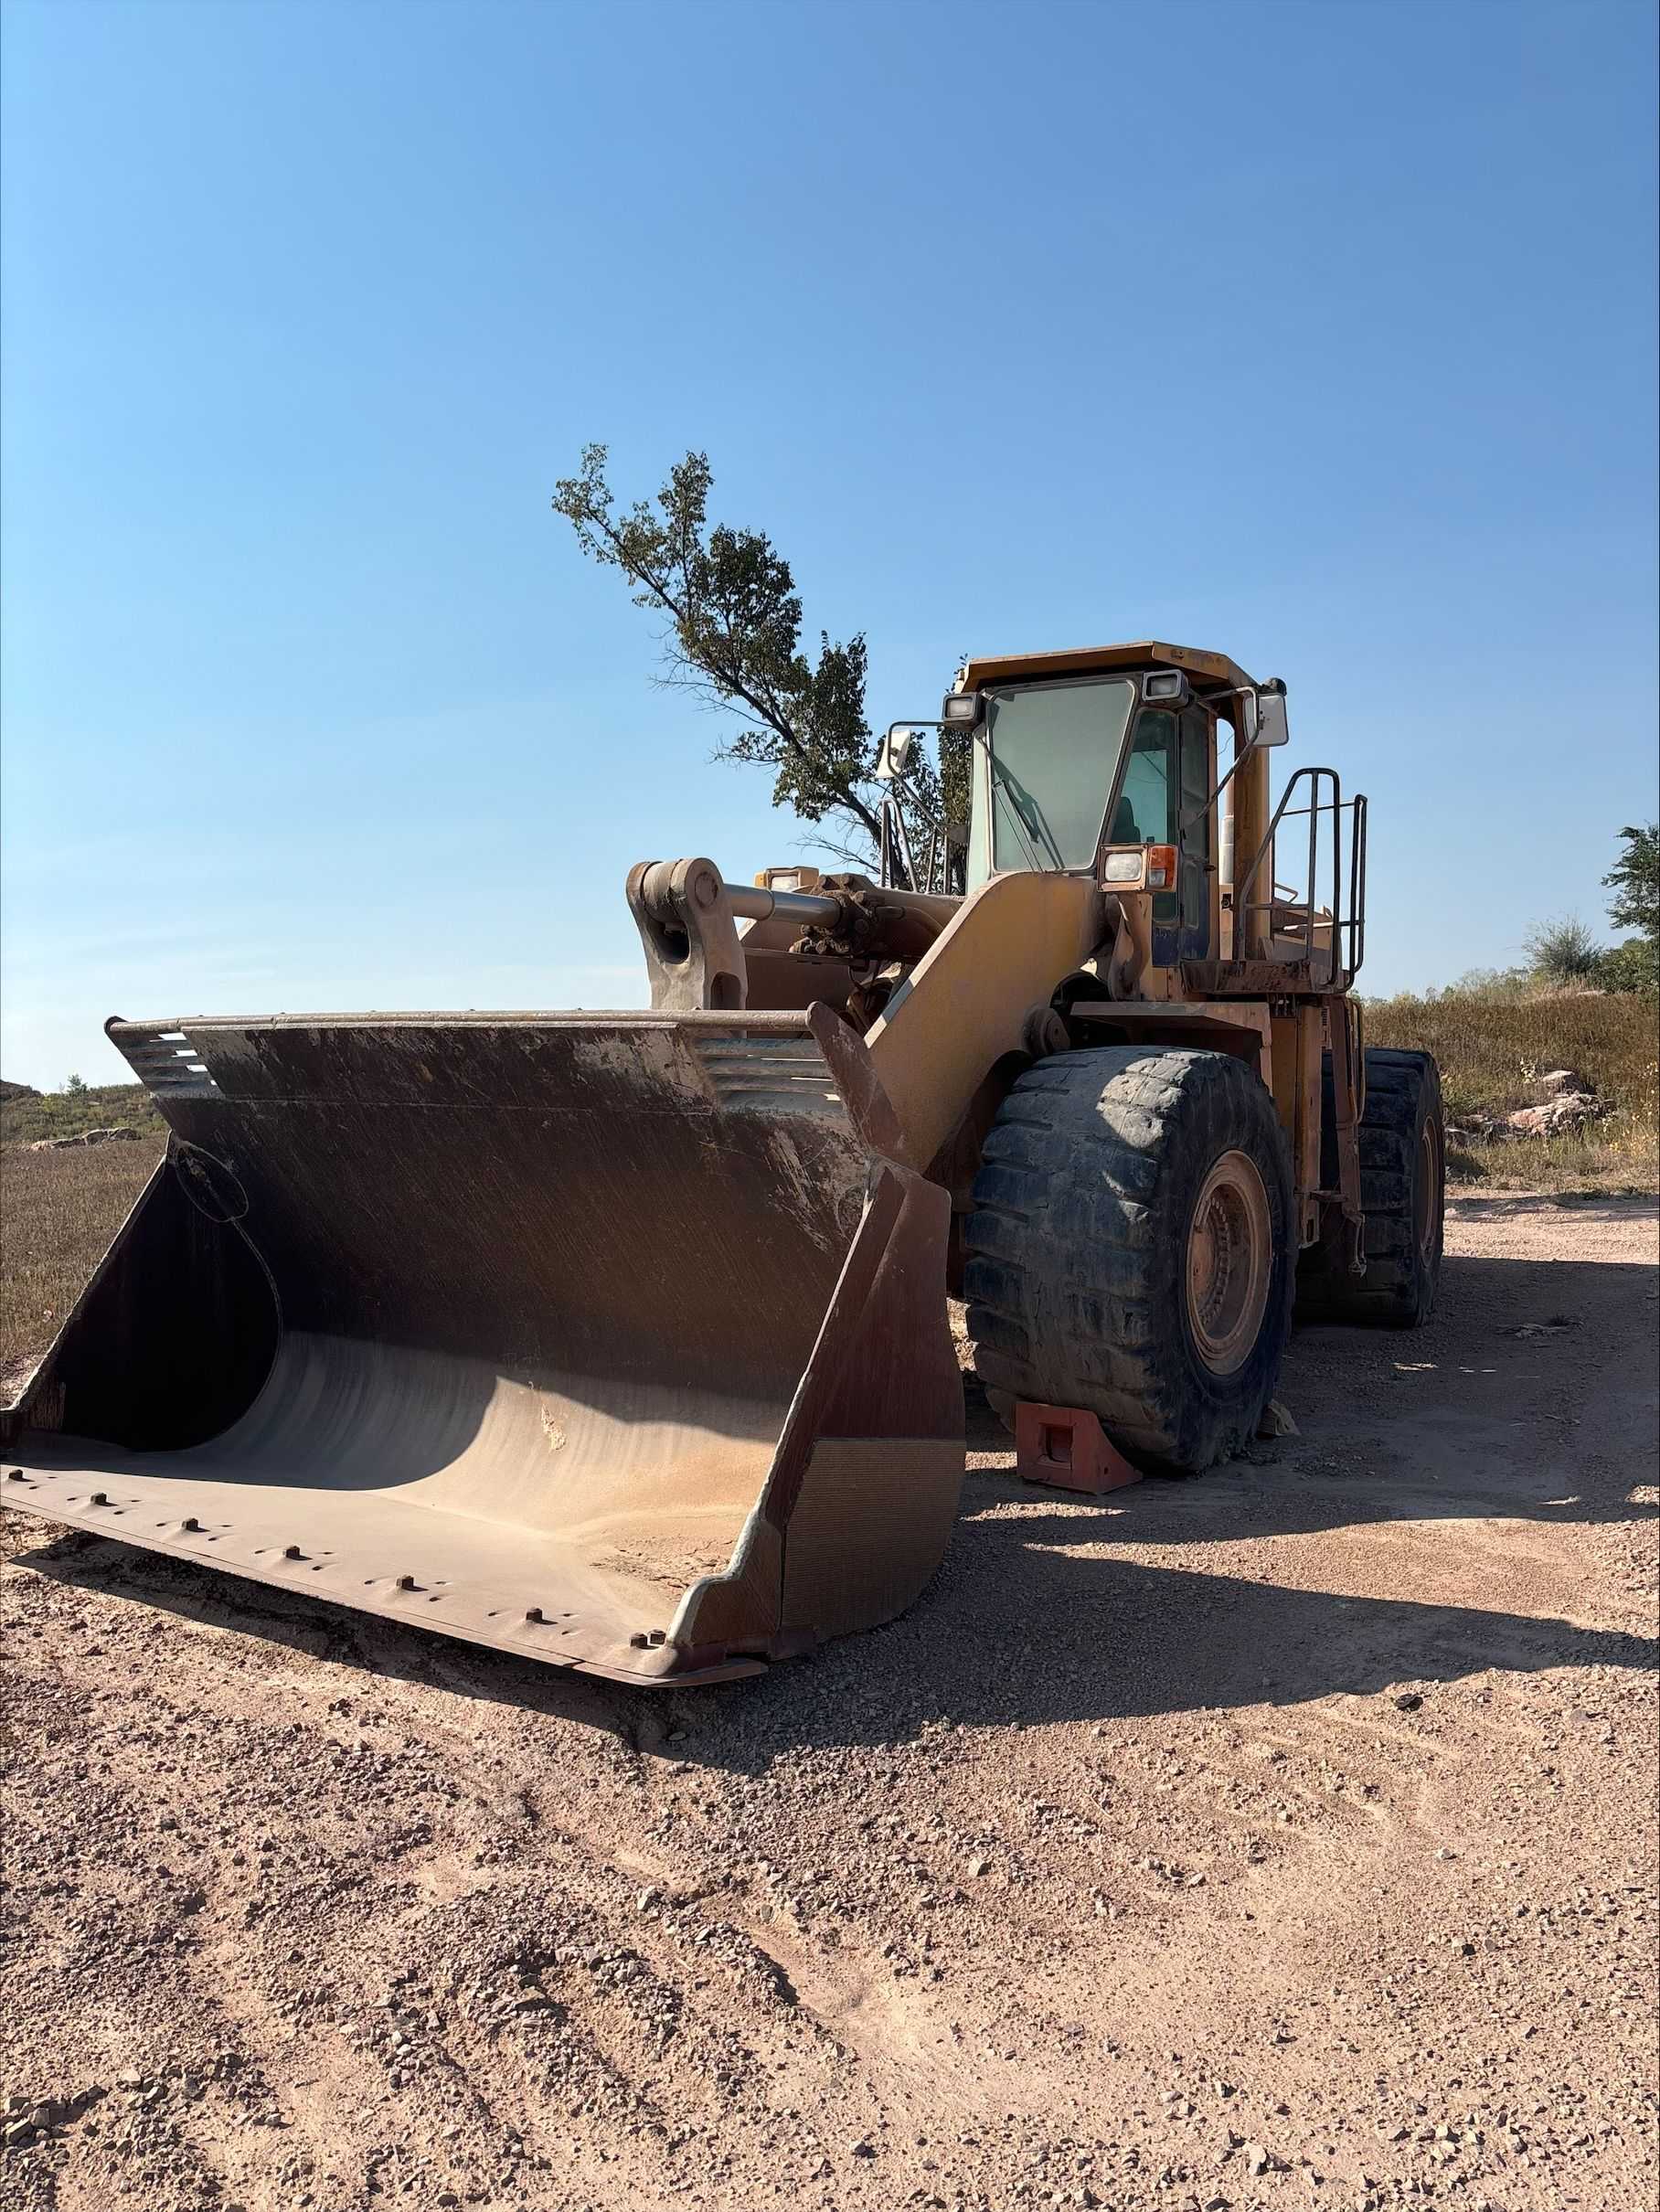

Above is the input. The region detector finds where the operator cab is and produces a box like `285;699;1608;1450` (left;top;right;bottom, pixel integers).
952;644;1270;968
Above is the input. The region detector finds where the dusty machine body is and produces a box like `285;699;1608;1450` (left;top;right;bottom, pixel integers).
3;643;1441;1683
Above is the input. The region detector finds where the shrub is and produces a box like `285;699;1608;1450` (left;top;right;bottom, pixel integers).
1595;938;1659;995
1522;914;1603;986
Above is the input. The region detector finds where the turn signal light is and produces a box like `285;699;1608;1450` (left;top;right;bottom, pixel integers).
1146;844;1177;890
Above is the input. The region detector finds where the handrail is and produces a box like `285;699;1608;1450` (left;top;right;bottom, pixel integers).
1236;766;1367;988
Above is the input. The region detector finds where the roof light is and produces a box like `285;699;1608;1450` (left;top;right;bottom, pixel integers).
1142;670;1189;703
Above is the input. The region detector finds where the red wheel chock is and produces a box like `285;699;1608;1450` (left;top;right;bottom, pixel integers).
1014;1402;1143;1496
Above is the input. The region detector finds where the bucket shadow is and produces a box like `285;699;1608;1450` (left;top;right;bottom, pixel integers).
13;1239;1655;1752
16;1489;1654;1760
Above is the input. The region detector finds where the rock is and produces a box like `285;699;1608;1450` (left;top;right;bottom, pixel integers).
1450;1108;1510;1143
1508;1092;1607;1137
968;1856;990;1878
1539;1069;1593;1094
1257;1399;1298;1439
27;1126;143;1151
850;2136;876;2157
1394;1692;1423;1711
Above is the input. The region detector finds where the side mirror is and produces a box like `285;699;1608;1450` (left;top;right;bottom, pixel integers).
1252;679;1290;748
876;725;920;782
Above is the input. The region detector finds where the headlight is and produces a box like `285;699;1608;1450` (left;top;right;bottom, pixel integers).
941;692;983;727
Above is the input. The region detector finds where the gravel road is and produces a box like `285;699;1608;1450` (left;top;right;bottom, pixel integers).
4;1194;1656;2212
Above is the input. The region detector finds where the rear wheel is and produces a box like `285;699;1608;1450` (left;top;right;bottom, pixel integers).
1297;1047;1444;1325
964;1048;1295;1472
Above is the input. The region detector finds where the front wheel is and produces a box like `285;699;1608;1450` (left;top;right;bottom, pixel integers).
964;1048;1295;1472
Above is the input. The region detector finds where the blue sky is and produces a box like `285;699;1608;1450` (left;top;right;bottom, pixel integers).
3;0;1655;1088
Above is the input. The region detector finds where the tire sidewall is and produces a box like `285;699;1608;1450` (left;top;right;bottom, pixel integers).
1150;1068;1296;1466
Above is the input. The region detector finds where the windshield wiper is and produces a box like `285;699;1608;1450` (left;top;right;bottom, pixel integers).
992;761;1066;871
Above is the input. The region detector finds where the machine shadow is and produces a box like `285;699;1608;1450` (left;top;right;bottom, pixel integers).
14;1235;1655;1751
676;1553;1657;1769
19;1503;1655;1763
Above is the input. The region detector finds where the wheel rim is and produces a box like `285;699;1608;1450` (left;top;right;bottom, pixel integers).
1185;1151;1272;1377
1415;1117;1442;1258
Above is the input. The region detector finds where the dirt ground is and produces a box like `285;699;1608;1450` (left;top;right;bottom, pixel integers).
3;1194;1656;2212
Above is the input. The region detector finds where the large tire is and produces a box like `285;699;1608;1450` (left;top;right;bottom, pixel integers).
964;1048;1295;1473
1297;1047;1444;1325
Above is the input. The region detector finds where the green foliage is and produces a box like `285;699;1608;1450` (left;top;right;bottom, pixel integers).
63;1073;86;1095
553;445;949;884
1522;913;1602;985
0;1081;162;1149
1603;821;1659;944
1594;937;1660;995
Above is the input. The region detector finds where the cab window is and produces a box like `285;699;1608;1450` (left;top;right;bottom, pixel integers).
1112;712;1176;846
1112;706;1213;937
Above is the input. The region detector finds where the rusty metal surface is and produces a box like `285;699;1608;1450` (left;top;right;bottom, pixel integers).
959;640;1254;694
4;1010;963;1684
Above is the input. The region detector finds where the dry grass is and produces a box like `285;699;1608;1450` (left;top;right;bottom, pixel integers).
0;1079;160;1148
1365;987;1659;1192
0;1138;165;1394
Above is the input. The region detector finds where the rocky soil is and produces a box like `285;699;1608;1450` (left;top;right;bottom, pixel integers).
3;1195;1656;2212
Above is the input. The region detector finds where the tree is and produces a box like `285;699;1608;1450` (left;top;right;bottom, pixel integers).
1522;914;1601;986
62;1072;86;1095
1593;937;1658;994
553;446;955;886
1603;822;1659;945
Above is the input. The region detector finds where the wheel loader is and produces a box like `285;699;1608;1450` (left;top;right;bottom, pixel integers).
2;642;1444;1684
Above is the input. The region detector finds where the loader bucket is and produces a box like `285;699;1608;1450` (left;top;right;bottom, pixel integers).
1;1006;963;1684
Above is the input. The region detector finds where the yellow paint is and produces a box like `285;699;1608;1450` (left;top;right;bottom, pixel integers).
866;871;1104;1170
961;639;1255;693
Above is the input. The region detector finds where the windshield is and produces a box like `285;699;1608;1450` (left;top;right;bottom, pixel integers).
972;676;1138;883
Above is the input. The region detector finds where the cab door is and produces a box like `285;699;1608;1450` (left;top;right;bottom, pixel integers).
1111;705;1214;964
